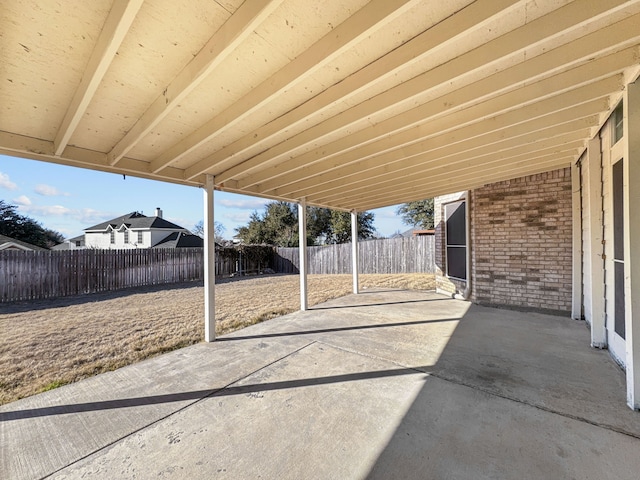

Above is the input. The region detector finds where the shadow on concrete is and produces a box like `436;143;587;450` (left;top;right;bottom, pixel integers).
1;365;426;422
364;303;640;479
218;317;459;342
308;297;447;310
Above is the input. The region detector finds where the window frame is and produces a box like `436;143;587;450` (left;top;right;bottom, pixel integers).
444;200;467;281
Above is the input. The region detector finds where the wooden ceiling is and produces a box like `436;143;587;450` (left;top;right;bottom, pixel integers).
2;0;640;211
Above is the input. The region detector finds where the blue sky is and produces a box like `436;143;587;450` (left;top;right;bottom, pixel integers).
0;154;409;239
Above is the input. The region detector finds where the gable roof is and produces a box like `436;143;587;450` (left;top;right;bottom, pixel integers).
0;234;48;251
85;212;186;232
151;232;204;249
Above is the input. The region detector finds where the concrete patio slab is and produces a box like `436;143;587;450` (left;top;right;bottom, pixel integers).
2;289;640;479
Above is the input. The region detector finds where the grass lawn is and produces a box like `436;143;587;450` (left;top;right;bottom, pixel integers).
0;273;434;405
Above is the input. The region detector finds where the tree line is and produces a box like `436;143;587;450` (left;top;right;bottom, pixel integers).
0;200;64;249
230;198;434;247
1;196;435;250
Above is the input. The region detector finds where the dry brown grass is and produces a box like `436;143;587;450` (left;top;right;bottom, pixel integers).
0;273;434;405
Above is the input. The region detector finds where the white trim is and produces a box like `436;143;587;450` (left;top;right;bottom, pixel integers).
351;211;359;294
298;199;308;311
571;160;583;320
583;137;606;348
624;81;640;409
204;175;216;342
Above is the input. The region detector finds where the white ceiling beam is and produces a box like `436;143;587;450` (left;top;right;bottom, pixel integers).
313;136;585;204
257;102;604;196
108;0;283;167
54;0;144;156
184;0;519;181
149;0;421;174
312;135;587;204
212;0;636;185
264;71;622;198
346;157;575;211
243;15;640;191
286;125;596;201
342;155;577;211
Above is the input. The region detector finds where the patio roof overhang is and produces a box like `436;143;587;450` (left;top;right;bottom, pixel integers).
2;0;640;211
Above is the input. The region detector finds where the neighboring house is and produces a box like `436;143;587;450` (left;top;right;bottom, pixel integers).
83;208;203;249
0;234;48;251
51;234;86;251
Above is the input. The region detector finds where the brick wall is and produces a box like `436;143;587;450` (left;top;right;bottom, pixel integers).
434;191;468;296
471;168;573;313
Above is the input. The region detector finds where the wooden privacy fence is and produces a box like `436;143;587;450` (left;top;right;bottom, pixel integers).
274;236;435;275
0;249;205;302
0;237;434;302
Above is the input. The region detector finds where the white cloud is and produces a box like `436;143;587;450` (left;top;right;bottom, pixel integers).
0;172;18;190
34;184;70;197
26;204;72;216
223;211;254;223
218;198;268;210
13;195;32;206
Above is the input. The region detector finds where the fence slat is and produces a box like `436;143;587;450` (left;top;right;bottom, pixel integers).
0;237;435;302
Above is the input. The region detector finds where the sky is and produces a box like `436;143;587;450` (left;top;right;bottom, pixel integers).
0;154;410;240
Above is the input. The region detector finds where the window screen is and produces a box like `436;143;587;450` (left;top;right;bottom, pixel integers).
445;201;467;280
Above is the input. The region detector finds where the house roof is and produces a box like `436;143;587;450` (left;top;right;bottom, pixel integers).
151;232;204;249
2;2;640;210
85;212;185;232
0;234;48;251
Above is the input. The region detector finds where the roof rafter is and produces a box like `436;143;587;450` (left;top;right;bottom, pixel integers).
212;0;636;186
256;101;604;196
313;135;588;205
108;0;284;167
342;155;577;211
150;0;422;175
284;123;598;202
262;67;625;199
183;0;519;181
54;0;144;156
240;13;640;193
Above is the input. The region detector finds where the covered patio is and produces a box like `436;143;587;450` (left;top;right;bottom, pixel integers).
2;289;640;479
3;2;640;475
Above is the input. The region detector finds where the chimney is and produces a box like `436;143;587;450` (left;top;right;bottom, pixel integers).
155;207;163;218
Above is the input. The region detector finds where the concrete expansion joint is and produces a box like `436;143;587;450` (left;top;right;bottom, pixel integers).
314;340;427;374
428;372;640;442
44;341;319;479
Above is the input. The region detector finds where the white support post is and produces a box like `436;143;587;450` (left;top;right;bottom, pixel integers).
298;199;308;311
624;81;640;409
571;161;583;320
585;137;606;348
351;211;359;294
204;175;216;342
